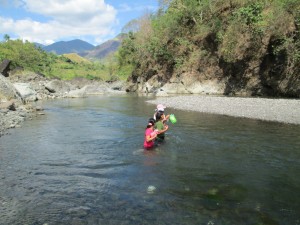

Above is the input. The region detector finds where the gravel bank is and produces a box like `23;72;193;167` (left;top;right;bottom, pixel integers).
0;104;43;137
147;95;300;125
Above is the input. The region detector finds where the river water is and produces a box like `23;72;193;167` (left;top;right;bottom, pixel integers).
0;95;299;225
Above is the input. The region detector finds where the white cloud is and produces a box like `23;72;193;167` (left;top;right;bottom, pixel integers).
118;3;156;13
118;3;132;12
0;0;117;45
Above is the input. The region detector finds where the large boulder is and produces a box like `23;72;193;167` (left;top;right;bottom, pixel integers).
69;77;94;89
108;80;127;91
0;73;21;101
0;59;11;77
66;87;87;98
144;75;163;92
13;83;38;102
84;83;110;95
0;99;16;111
45;80;73;94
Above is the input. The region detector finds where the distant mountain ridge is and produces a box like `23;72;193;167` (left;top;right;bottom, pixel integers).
42;39;95;55
80;34;126;60
38;35;126;60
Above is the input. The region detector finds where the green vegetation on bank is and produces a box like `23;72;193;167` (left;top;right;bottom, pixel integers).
0;37;127;81
0;38;49;73
118;0;300;79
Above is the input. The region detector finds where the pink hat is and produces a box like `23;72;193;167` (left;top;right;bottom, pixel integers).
156;104;166;111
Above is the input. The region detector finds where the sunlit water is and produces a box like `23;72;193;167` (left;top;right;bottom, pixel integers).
0;95;299;225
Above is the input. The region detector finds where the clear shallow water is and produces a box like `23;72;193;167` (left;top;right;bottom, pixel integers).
0;95;299;225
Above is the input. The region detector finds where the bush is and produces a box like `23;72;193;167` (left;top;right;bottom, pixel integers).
0;39;51;73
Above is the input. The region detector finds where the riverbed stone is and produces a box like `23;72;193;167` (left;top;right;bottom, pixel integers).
45;80;72;94
108;80;127;91
147;185;157;194
35;106;44;111
67;87;87;98
155;89;169;97
13;83;38;102
83;83;110;95
0;73;20;101
0;100;16;111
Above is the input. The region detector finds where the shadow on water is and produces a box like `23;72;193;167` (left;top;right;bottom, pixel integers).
0;95;299;225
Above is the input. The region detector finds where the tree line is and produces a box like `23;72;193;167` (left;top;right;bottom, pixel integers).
118;0;300;80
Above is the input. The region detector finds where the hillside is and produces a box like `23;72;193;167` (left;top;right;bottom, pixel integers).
80;34;126;60
0;37;128;82
122;0;300;98
80;40;120;60
62;53;92;64
43;39;94;55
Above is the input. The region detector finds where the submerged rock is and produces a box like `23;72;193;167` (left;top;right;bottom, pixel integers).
147;185;156;194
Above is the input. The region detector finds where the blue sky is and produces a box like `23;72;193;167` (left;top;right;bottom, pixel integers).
0;0;158;46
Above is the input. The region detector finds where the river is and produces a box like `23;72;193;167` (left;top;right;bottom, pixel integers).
0;95;299;225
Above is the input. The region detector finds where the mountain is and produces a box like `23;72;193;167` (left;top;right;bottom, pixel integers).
34;42;45;49
80;34;126;60
43;39;95;55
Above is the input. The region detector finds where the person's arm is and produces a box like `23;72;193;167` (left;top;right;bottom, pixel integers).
146;133;157;142
153;112;157;121
162;114;170;123
157;125;168;134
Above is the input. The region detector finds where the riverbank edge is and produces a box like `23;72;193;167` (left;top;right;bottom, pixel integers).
0;71;127;138
0;92;126;138
0;104;43;137
146;95;300;125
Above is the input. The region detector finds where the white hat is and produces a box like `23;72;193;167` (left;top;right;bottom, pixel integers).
156;104;166;112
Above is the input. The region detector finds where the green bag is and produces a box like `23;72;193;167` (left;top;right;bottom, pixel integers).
169;114;177;124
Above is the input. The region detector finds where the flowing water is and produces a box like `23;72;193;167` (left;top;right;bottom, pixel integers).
0;95;299;225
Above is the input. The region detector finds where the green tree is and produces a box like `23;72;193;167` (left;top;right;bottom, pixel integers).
118;0;300;81
3;34;10;42
0;39;51;73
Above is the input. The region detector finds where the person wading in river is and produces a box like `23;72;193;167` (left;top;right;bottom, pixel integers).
154;112;169;143
153;104;170;123
144;118;158;150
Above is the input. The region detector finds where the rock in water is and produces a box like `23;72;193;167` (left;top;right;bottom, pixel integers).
147;185;156;194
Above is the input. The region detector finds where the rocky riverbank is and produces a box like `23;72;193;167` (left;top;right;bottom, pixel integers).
0;101;44;137
2;70;300;138
0;71;127;137
147;95;300;125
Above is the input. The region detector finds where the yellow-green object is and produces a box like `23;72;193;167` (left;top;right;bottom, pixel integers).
169;114;177;124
